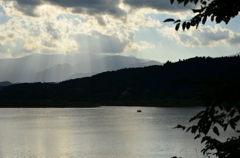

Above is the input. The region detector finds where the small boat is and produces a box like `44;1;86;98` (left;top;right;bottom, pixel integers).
137;110;141;112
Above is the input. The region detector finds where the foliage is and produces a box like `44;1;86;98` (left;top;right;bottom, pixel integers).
165;1;240;157
164;0;240;30
175;75;240;157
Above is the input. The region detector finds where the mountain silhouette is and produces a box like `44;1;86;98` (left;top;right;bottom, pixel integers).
1;56;239;105
0;54;160;83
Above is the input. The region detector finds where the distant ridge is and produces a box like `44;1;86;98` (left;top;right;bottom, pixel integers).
127;60;162;68
36;63;73;82
0;81;12;90
229;52;240;57
0;81;12;87
1;56;240;103
67;72;97;80
0;53;161;83
233;52;240;56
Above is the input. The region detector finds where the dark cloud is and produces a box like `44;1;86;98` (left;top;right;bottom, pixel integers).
7;33;14;38
40;48;59;54
58;0;125;17
203;28;231;42
95;16;106;26
45;22;61;40
227;34;240;45
192;27;231;46
13;0;126;18
12;0;193;18
123;0;194;12
42;40;57;48
14;0;43;16
0;36;5;41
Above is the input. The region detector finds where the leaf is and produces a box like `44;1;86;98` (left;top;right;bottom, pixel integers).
219;106;223;110
189;116;196;122
201;136;210;143
216;16;222;23
223;124;228;131
224;18;230;24
202;16;207;25
192;9;201;13
211;15;214;22
174;124;186;130
196;23;199;29
170;0;174;4
186;22;191;29
177;0;184;4
229;109;235;118
174;19;181;23
230;120;236;130
175;23;180;31
184;0;189;6
186;127;191;132
201;1;206;5
204;122;211;135
213;126;219;136
196;110;205;118
164;18;175;22
194;134;201;139
233;115;240;122
182;21;186;30
190;20;196;26
191;125;198;134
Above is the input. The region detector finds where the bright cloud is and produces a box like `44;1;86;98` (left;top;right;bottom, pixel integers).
0;0;165;57
0;0;239;60
158;25;239;47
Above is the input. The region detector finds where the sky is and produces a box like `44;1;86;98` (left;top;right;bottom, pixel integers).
0;0;240;62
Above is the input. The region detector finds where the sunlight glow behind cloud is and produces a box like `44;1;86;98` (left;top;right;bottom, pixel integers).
0;0;239;61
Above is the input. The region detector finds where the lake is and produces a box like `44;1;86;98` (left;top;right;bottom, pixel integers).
0;106;211;158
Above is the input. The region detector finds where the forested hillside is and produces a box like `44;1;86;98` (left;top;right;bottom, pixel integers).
1;56;239;107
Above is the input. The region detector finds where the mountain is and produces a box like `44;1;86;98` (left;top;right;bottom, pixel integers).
35;63;73;82
0;53;104;83
2;56;240;104
38;55;152;82
0;81;12;87
0;81;12;90
67;72;97;80
67;57;162;80
126;60;162;68
71;55;150;73
229;52;240;57
0;54;160;83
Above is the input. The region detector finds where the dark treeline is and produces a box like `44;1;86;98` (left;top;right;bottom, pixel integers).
0;56;240;106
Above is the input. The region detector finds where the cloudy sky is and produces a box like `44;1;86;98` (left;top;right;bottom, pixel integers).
0;0;240;62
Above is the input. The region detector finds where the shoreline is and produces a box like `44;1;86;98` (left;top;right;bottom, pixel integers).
0;99;203;108
0;104;202;108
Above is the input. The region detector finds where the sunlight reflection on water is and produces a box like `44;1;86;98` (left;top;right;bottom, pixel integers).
0;107;209;158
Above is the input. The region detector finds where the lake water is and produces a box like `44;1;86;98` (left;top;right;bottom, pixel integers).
0;107;212;158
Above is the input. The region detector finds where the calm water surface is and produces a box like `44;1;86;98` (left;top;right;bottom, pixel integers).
0;107;208;158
